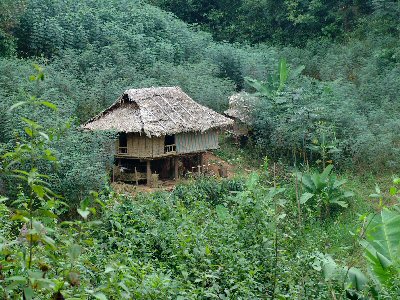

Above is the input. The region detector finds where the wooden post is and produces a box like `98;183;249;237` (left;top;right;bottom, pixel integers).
199;153;204;168
146;160;151;186
134;167;138;186
197;165;201;176
174;156;179;180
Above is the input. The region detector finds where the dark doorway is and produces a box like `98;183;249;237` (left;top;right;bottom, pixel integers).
118;132;128;154
164;134;175;145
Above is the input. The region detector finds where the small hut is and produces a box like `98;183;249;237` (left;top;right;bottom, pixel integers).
82;86;233;185
224;91;259;138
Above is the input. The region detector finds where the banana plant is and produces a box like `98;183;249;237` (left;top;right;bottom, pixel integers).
361;207;400;288
244;58;304;100
297;165;354;219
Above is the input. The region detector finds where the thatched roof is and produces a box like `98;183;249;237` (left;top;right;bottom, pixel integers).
224;92;259;125
82;87;233;137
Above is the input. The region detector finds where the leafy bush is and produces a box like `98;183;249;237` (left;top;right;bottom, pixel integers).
297;165;354;219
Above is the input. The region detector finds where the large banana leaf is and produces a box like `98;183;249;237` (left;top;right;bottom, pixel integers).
297;165;333;193
320;254;368;292
244;77;273;97
278;58;288;92
361;208;400;287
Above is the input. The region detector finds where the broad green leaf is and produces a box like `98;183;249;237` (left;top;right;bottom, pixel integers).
278;58;288;92
8;101;26;111
369;193;381;198
32;185;45;199
42;235;56;249
361;208;400;286
320;165;334;182
347;268;368;291
69;244;82;261
376;251;392;269
24;127;33;137
39;131;50;141
389;187;397;195
343;191;354;198
6;276;26;282
104;266;115;274
77;208;90;220
93;292;108;300
24;287;35;300
300;192;314;204
330;200;348;208
321;255;339;280
332;179;347;189
35;209;58;219
40;101;57;110
297;173;315;191
21;117;40;129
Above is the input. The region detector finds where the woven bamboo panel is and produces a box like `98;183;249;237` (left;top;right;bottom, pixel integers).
152;136;164;157
176;130;218;153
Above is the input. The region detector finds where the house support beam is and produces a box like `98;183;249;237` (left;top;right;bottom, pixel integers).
199;153;204;169
174;157;179;181
146;160;151;186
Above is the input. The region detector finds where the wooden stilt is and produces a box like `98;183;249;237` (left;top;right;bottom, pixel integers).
199;153;205;175
134;167;138;186
146;160;151;186
174;156;179;180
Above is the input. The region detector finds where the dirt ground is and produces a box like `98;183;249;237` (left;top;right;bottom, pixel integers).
111;151;237;195
202;152;236;178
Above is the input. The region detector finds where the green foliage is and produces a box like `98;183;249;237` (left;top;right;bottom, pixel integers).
361;208;400;289
149;0;374;45
297;165;354;219
0;0;26;56
0;1;399;299
245;58;304;98
0;60;113;206
0;67;105;299
315;180;400;299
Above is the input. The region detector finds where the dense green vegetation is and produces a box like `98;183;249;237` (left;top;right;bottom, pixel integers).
0;0;399;299
148;0;374;44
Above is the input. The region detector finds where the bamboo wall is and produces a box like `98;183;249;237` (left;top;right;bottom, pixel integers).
116;130;219;158
176;130;219;154
116;133;164;158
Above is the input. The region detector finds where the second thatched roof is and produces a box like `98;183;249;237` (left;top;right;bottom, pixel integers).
224;92;259;125
82;86;233;137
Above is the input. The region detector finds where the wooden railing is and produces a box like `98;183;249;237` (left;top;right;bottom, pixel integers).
164;144;176;153
118;147;128;154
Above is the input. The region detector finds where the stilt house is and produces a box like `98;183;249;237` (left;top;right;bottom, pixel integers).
82;87;233;185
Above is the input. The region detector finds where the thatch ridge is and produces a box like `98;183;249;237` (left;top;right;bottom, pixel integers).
82;86;233;137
